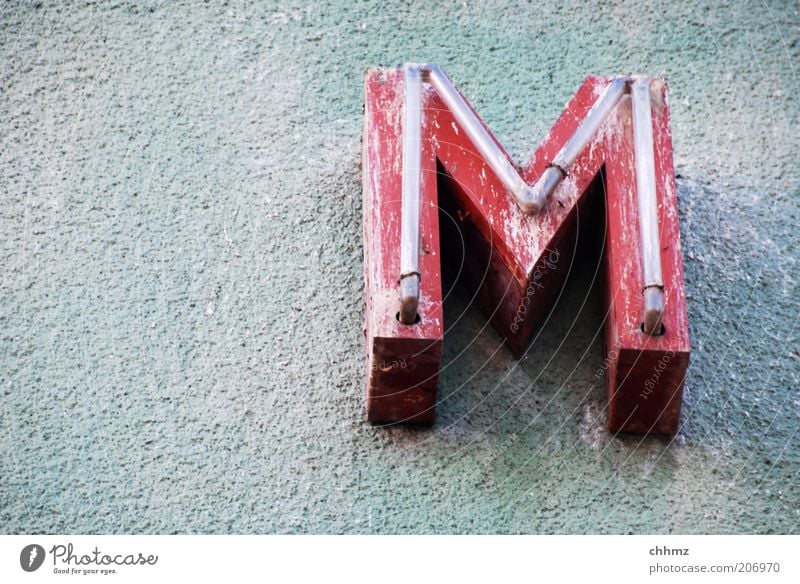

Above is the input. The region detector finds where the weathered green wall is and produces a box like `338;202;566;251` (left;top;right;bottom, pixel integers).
1;0;798;533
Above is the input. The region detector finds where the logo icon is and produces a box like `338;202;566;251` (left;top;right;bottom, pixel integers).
20;544;45;572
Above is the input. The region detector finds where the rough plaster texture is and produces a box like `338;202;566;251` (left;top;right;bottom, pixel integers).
1;0;798;534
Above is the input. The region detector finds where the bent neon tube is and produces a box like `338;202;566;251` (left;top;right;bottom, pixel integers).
398;66;637;325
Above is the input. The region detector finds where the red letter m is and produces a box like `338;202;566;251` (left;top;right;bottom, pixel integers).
362;65;690;434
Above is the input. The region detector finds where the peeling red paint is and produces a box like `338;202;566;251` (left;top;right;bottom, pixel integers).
362;68;690;434
362;69;443;424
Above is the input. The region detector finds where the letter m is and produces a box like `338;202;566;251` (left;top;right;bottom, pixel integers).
361;66;690;433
